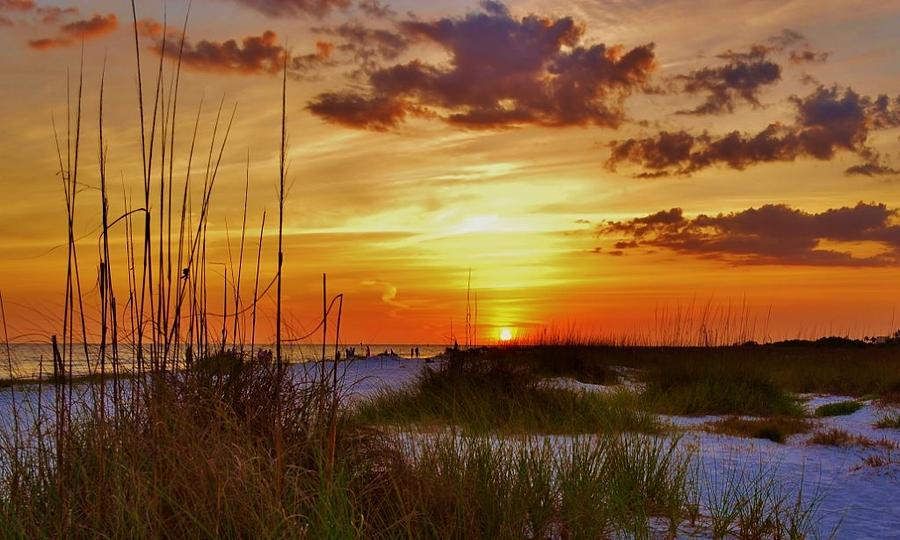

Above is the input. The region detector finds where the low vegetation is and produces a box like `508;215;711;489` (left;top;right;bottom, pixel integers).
875;411;900;429
641;361;803;417
814;400;863;417
472;341;900;403
355;353;656;434
706;417;813;444
0;359;835;538
807;428;896;449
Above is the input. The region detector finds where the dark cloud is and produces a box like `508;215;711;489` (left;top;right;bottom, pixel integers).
306;1;655;130
790;49;829;64
768;29;805;50
600;202;900;266
28;12;118;50
768;29;829;65
0;15;11;26
149;28;333;77
306;93;411;131
608;86;900;176
227;0;350;18
313;22;410;70
671;30;830;115
870;94;900;129
846;163;899;176
674;50;781;115
357;0;393;18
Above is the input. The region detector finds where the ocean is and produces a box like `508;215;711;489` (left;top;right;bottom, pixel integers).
1;342;449;379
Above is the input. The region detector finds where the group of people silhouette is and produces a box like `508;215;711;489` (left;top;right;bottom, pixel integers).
336;345;421;360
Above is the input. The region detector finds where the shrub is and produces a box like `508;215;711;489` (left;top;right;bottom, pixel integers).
708;417;813;444
814;400;863;417
354;355;656;434
641;361;803;417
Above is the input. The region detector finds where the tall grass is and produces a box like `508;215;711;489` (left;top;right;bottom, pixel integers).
0;4;346;536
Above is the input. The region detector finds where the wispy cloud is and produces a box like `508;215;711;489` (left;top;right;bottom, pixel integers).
224;0;350;18
28;12;118;50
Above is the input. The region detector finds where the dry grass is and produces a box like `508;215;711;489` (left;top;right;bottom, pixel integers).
875;411;900;429
851;451;900;471
807;428;897;449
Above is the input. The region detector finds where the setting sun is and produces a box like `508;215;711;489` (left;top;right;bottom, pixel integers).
499;328;514;342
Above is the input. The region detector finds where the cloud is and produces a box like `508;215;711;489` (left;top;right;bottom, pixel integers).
306;0;655;130
768;29;805;50
313;22;410;70
60;12;117;37
845;162;899;176
870;93;900;128
768;29;829;65
674;47;782;115
600;202;900;266
149;28;333;76
136;18;163;39
0;0;34;11
357;0;393;18
670;30;830;115
226;0;350;18
28;13;118;50
36;6;78;24
292;40;335;76
790;49;829;64
0;15;12;26
361;279;408;308
306;93;409;131
607;85;900;176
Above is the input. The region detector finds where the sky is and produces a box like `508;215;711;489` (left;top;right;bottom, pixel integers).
1;0;899;345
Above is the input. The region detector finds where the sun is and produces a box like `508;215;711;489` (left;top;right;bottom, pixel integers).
499;328;514;342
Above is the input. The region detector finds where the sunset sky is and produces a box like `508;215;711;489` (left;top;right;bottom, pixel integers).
1;0;900;345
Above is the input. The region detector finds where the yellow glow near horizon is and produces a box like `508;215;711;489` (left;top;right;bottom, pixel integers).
499;328;514;342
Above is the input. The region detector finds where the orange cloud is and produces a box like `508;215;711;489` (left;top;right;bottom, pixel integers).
148;27;334;77
0;0;35;11
136;18;163;39
28;12;118;50
60;13;117;39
